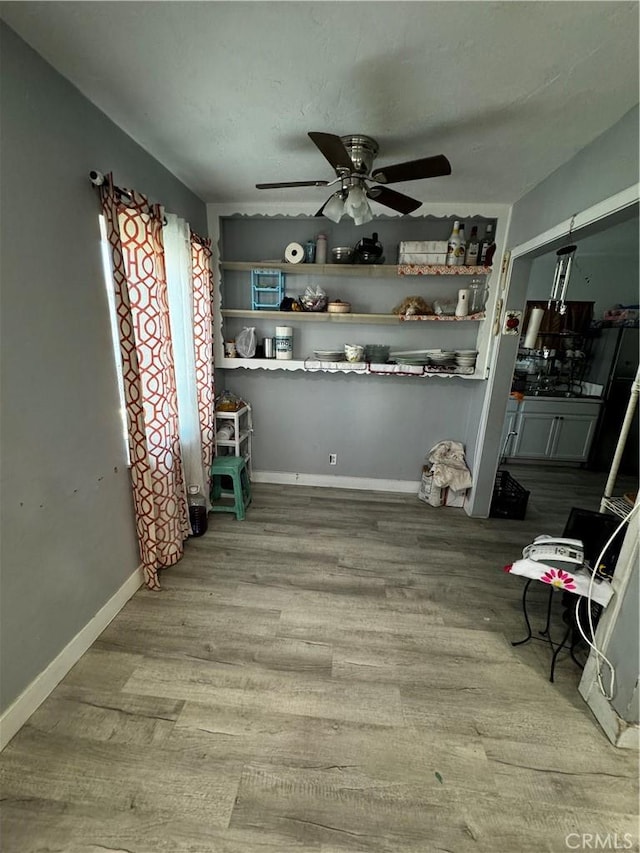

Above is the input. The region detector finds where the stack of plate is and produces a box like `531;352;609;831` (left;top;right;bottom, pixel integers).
313;349;344;362
455;349;478;370
364;344;390;363
389;349;432;366
428;350;456;367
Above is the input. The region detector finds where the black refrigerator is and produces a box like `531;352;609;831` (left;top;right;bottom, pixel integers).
589;327;639;475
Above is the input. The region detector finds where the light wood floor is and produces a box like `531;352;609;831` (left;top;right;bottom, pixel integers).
1;465;638;853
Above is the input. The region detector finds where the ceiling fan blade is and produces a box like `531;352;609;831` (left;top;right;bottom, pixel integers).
366;186;422;215
371;155;452;185
308;132;355;172
256;180;329;189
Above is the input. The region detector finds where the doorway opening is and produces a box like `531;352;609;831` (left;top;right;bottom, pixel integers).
471;189;638;529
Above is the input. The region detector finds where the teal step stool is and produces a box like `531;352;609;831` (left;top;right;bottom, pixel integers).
210;455;252;520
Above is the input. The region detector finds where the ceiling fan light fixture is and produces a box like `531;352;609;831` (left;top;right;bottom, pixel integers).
323;192;346;223
352;204;373;226
343;184;373;225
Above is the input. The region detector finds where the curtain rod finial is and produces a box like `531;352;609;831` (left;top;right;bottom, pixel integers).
89;170;105;186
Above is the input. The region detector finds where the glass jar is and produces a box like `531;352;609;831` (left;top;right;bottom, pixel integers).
187;485;208;537
468;278;488;314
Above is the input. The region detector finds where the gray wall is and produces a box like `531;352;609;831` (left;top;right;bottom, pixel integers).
607;559;639;723
0;23;206;713
224;370;480;481
466;257;534;517
508;105;639;248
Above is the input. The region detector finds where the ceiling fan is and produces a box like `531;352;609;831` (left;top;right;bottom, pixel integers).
256;132;452;224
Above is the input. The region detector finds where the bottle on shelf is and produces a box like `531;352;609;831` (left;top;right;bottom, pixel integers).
465;226;479;265
187;485;208;537
479;223;495;266
455;288;469;317
446;220;463;266
484;237;497;267
456;223;467;265
315;233;328;265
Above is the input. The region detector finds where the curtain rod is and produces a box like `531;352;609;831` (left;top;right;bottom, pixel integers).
89;169;132;201
90;170;169;225
90;171;210;244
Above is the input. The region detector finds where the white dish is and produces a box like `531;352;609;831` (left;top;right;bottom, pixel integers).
389;349;440;358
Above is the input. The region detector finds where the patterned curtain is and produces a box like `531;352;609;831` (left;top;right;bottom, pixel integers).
190;233;215;496
100;175;189;589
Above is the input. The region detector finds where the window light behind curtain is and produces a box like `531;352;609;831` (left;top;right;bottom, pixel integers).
164;215;215;505
164;214;207;501
99;175;214;589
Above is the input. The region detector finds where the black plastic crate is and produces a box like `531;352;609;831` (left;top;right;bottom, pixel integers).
490;470;530;520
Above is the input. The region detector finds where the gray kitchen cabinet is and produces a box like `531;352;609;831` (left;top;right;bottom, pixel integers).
511;411;556;458
550;414;598;461
503;397;602;463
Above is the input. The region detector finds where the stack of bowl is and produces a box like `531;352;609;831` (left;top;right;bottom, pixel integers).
364;344;390;363
455;350;478;371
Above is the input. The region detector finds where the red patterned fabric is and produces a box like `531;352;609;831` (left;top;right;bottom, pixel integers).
190;235;215;496
100;176;189;589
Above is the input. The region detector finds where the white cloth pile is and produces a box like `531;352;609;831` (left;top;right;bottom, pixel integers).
427;440;473;492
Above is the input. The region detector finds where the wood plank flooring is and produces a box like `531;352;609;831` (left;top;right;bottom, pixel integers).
1;464;638;853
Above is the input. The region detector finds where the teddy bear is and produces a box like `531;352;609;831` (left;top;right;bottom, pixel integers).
392;296;434;317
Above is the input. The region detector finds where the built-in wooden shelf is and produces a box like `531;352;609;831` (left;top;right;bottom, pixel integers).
217;356;483;379
221;309;485;325
220;261;491;277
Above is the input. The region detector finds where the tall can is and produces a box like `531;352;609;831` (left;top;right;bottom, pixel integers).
263;337;275;358
275;326;293;360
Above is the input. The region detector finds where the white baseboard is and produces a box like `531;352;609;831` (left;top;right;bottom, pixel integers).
0;565;144;752
252;470;420;494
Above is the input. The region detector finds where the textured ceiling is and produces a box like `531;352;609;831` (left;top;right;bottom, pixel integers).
1;1;638;206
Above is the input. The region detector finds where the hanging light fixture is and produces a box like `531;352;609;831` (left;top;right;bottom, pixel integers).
343;182;373;226
319;176;373;225
548;244;577;315
323;191;346;223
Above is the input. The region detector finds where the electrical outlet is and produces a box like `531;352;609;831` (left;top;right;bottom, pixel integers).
329;453;337;465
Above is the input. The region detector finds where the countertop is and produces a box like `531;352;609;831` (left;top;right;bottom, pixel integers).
509;391;603;403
